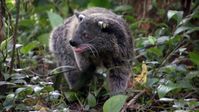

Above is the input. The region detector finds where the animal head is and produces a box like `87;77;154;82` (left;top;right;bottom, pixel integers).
69;8;131;57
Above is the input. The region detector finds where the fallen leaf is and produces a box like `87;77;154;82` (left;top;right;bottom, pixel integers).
133;62;148;87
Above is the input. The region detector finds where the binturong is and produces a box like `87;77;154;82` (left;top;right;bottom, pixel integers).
49;7;134;94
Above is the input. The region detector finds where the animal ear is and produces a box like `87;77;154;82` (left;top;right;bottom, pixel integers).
98;21;109;29
74;11;85;22
117;15;123;18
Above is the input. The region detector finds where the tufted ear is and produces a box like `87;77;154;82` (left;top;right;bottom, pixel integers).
117;15;123;18
98;21;109;29
74;10;80;17
74;11;85;22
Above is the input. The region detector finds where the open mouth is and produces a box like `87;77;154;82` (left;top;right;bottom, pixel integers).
73;44;88;53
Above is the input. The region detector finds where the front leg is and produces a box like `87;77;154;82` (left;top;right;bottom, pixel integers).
61;56;95;90
66;53;95;89
65;68;93;89
74;53;90;71
108;65;131;94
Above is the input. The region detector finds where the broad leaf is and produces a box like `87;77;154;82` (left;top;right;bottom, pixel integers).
15;87;33;97
37;33;49;46
174;26;189;36
167;10;183;23
64;92;77;102
148;36;156;45
33;86;43;93
3;93;15;111
146;78;159;88
47;11;64;28
20;41;40;54
87;93;97;107
148;47;163;57
5;0;15;9
157;36;169;44
157;81;178;98
189;52;199;65
0;37;12;51
42;86;54;92
114;5;133;12
0;81;16;86
103;95;127;112
49;91;60;100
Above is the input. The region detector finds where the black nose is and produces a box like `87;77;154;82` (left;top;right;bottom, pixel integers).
69;40;78;47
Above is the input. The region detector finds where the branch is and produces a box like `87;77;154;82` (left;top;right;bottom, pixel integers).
121;90;146;112
0;0;5;43
9;0;20;74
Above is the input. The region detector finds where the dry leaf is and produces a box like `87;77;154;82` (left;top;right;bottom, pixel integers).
133;61;148;87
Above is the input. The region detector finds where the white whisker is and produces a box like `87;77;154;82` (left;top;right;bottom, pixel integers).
88;44;99;56
110;39;125;55
84;44;96;57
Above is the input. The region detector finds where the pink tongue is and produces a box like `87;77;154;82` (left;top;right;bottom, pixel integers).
74;45;87;53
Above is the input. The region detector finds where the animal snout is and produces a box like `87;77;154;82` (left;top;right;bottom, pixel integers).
69;40;78;47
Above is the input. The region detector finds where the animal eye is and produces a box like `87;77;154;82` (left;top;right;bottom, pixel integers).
82;32;92;40
78;14;85;21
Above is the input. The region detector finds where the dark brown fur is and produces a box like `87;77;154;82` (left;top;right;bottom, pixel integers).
49;7;134;93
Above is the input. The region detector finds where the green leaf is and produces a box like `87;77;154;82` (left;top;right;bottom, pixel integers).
3;93;15;111
47;11;64;28
5;0;15;9
73;0;89;8
187;101;199;109
157;36;169;44
49;91;60;100
174;26;189;35
157;81;178;98
42;86;54;92
15;104;31;111
130;22;138;30
37;33;49;46
167;10;183;23
114;5;133;12
34;4;54;13
148;36;156;45
20;41;40;54
186;71;199;79
10;73;27;80
64;92;77;102
186;27;199;34
0;81;16;86
146;78;159;88
189;52;199;65
178;80;193;89
15;88;26;95
87;93;96;107
13;79;27;84
103;95;127;112
0;37;12;51
6;0;15;5
148;47;162;57
19;19;35;27
33;86;43;93
87;0;111;8
15;87;33;97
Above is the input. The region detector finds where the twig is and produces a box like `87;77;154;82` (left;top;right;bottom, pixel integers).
121;90;146;112
127;90;145;106
9;0;20;74
185;91;197;98
48;65;76;76
154;39;188;76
